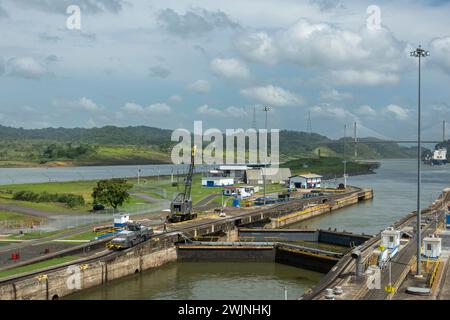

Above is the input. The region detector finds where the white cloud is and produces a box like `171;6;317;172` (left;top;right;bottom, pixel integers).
311;105;354;120
53;97;103;112
330;69;399;86
235;19;407;86
319;89;352;101
355;105;376;117
429;37;450;74
277;19;368;68
147;103;171;114
383;104;409;120
241;85;305;107
196;104;247;118
197;104;225;117
123;102;144;114
123;102;171;115
157;8;239;38
169;95;182;103
210;58;250;80
188;80;211;93
234;32;278;65
12;0;125;15
78;97;101;111
8;57;47;79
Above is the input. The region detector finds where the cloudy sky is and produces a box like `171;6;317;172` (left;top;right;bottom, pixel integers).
0;0;450;140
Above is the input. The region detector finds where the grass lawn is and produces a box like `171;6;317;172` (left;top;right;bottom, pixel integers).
8;230;65;240
0;255;80;279
0;210;44;226
0;197;85;214
0;180;97;201
134;174;221;205
61;231;97;241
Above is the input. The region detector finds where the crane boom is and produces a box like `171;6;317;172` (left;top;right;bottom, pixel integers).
167;145;198;223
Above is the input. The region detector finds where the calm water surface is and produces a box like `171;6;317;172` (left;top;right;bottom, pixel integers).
66;262;322;300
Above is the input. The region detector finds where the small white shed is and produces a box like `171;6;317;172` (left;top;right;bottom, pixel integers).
423;236;442;258
381;227;400;250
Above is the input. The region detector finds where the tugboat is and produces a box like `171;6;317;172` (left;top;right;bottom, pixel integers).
427;148;448;166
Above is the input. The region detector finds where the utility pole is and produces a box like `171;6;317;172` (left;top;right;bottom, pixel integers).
263;106;271;206
343;124;347;188
306;110;312;135
137;168;141;185
443;120;446;142
410;45;429;277
354;122;357;158
252;106;257;129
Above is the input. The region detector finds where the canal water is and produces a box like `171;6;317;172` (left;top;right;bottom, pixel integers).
65;159;450;299
288;158;450;235
0;163;213;185
66;262;323;300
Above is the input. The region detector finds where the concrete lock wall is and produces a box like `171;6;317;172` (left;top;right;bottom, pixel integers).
0;237;178;300
275;247;339;273
239;229;319;242
177;247;275;262
318;230;371;247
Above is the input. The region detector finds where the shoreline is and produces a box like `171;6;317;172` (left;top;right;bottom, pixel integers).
0;157;417;169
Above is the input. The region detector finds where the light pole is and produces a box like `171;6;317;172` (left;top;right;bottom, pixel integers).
410;45;429;277
263;106;271;205
343;124;347;188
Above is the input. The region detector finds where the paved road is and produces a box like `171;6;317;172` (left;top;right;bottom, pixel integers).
194;194;219;210
130;193;159;203
364;220;436;300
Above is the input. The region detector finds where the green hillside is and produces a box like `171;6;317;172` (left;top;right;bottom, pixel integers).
0;125;418;167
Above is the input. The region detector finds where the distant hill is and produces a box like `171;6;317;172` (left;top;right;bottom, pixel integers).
0;125;418;167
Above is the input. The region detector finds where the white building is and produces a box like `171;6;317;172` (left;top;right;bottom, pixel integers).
223;186;255;199
202;176;234;187
219;165;249;183
289;174;322;189
423;236;442;259
245;168;292;185
381;227;401;250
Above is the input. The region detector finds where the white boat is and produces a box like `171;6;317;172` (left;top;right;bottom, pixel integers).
431;148;448;165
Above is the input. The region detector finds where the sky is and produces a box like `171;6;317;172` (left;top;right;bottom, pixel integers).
0;0;450;140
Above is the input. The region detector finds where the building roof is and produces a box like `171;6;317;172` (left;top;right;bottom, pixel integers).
294;173;323;179
246;168;291;181
219;165;249;171
202;176;234;180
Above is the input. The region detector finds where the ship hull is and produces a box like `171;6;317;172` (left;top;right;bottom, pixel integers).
431;159;448;165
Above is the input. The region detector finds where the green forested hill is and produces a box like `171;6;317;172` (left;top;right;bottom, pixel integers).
0;125;418;167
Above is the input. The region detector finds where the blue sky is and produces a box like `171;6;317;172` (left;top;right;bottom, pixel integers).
0;0;450;140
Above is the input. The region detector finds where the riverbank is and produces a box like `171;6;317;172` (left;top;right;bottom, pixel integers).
282;157;380;178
